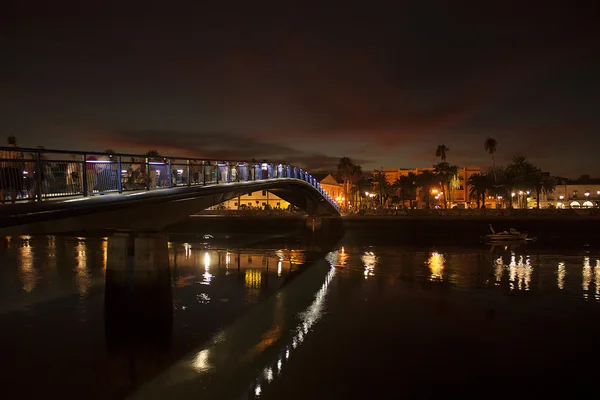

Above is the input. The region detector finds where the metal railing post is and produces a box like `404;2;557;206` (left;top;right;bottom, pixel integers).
35;152;43;202
117;156;123;194
145;157;150;190
82;154;88;197
216;162;219;184
168;159;173;188
203;162;207;186
187;160;191;187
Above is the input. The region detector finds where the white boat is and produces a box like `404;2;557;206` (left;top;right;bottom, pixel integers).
483;224;528;242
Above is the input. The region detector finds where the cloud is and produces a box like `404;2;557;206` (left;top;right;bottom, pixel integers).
94;129;372;171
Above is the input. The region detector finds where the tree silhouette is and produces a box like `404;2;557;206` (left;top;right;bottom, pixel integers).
484;138;498;183
393;172;417;209
337;157;360;211
435;144;449;163
416;170;437;208
467;173;490;208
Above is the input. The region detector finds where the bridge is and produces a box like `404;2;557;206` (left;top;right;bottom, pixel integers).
0;146;339;235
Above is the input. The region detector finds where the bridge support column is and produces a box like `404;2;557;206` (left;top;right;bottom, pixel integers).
104;232;173;381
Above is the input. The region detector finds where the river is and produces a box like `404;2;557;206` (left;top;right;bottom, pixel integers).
1;228;599;398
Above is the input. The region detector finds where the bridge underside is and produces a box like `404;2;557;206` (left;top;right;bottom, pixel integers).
0;179;339;236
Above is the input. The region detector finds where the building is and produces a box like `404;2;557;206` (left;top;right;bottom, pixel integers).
210;190;291;210
535;176;600;209
382;166;481;208
312;173;345;205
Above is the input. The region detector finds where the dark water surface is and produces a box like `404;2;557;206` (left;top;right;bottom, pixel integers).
2;230;600;398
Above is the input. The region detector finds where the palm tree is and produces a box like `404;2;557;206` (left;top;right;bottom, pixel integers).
484;138;498;183
354;175;372;210
467;173;489;208
416;170;437;208
435;144;449;163
530;170;556;209
434;162;459;208
337;157;356;211
372;169;390;207
146;150;162;162
393;172;418;209
507;156;537;208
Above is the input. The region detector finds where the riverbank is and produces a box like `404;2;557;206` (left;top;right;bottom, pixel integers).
172;214;600;248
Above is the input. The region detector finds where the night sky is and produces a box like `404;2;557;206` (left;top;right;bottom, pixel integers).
2;1;599;177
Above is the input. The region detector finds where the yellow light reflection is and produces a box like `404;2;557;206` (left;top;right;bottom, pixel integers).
361;251;376;279
203;252;213;284
245;269;262;288
101;238;108;270
184;243;191;259
427;252;445;282
337;246;349;267
595;260;600;301
18;237;38;293
277;259;282;277
583;256;591;299
75;240;92;296
226;252;231;267
557;261;566;290
494;257;503;285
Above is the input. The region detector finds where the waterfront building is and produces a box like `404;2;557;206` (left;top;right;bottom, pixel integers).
382;166;481;208
312;173;345;205
210;190;291;210
534;176;600;209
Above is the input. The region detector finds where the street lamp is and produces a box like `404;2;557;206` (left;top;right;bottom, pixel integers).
559;195;564;200
585;191;590;197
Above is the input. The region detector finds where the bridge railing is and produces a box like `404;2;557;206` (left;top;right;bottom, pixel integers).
0;147;338;210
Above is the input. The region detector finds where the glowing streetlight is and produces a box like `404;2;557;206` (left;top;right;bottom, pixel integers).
559;195;564;200
585;191;590;197
519;191;523;195
511;192;516;198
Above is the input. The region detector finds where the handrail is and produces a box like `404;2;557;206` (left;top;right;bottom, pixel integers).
0;146;296;166
0;146;338;210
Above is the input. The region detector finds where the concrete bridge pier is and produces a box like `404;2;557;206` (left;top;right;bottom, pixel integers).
104;232;173;388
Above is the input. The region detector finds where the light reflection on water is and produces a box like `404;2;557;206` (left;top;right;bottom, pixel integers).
427;251;445;281
5;235;600;399
248;250;337;399
75;240;92;296
18;238;37;293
